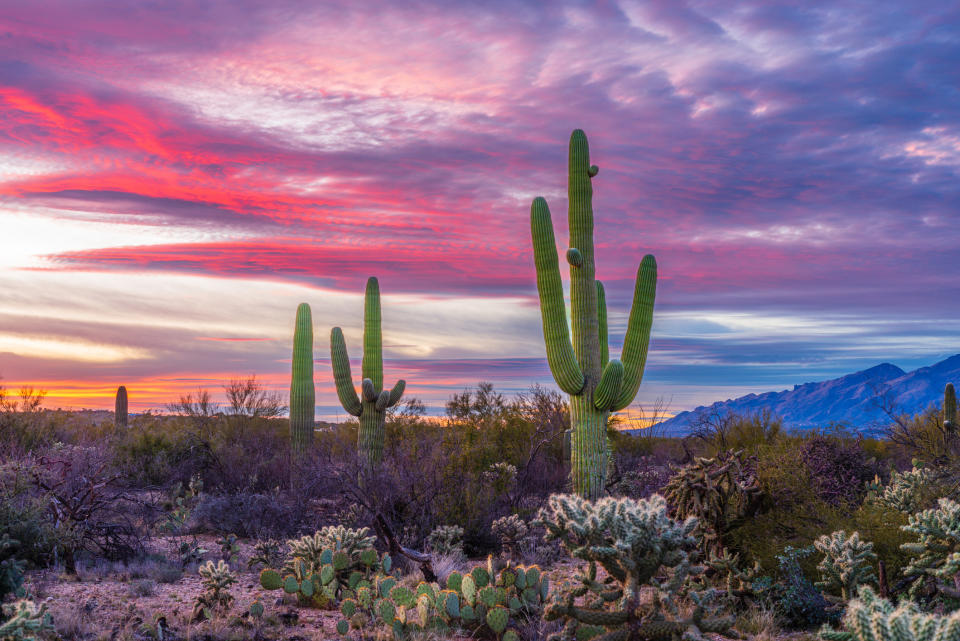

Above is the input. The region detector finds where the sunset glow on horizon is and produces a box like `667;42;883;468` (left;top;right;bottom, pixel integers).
1;1;958;420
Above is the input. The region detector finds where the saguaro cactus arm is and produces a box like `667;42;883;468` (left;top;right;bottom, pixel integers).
388;380;405;407
531;197;584;395
330;327;362;417
597;281;609;367
613;255;657;411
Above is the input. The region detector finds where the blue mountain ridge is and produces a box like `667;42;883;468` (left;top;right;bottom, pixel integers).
648;354;960;435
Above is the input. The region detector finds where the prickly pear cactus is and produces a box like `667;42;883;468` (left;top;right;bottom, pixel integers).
530;130;657;499
331;277;406;466
260;527;390;609
536;494;734;641
819;586;960;641
814;530;877;602
335;556;546;640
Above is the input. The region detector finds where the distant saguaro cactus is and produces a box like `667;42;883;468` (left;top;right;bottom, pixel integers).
330;277;405;466
115;386;128;428
530;129;657;499
290;303;315;455
945;383;957;429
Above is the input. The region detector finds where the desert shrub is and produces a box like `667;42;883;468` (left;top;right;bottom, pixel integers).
0;535;25;602
770;545;836;629
248;539;286;570
847;502;913;587
189;491;301;538
313;384;569;551
886;404;960;464
691;408;784;455
728;438;847;571
611;455;673;498
800;433;877;506
0;467;59;566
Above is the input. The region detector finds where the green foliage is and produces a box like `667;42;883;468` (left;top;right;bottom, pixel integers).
820;586;960;641
814;530;877;602
0;535;25;603
193;560;238;621
663;449;761;556
0;600;53;641
290;302;316;456
771;545;836;630
331;277;406;466
901;498;960;600
530;129;657;499
537;493;734;641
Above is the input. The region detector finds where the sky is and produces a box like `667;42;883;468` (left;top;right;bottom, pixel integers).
0;0;958;421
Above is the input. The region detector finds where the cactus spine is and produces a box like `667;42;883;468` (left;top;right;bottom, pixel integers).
945;383;956;429
115;385;128;427
290;303;315;455
530;129;657;499
331;277;405;466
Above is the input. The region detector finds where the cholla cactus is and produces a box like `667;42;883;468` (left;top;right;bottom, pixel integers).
536;494;734;641
704;549;765;610
820;585;960;641
427;525;465;559
492;515;530;558
662;450;761;556
901;498;960;599
814;530;877;602
873;465;937;514
0;600;54;641
193;560;238;620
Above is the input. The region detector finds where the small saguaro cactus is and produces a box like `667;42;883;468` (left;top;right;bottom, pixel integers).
290;303;316;455
331;277;406;466
945;383;957;429
115;385;128;427
530;129;657;499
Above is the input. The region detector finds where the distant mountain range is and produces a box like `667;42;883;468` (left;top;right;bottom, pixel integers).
651;354;960;435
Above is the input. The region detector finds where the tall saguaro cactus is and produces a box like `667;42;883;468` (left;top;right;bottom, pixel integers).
945;383;957;429
330;277;406;466
530;129;657;499
115;386;128;428
290;303;315;455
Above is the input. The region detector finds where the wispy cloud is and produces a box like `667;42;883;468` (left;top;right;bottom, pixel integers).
0;0;957;416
